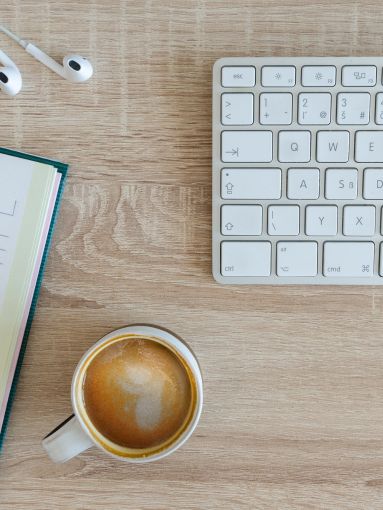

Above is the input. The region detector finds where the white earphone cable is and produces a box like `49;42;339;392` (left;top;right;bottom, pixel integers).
0;24;28;49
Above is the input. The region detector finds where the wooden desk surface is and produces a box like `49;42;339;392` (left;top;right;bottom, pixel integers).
1;1;383;508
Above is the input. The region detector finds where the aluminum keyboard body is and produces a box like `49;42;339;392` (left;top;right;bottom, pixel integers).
212;57;383;284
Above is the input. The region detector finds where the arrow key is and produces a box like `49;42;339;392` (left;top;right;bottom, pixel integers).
221;93;254;125
221;205;262;236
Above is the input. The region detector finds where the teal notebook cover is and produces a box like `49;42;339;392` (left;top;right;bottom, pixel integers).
0;147;68;451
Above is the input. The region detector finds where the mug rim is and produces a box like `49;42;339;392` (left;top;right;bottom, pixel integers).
71;324;203;463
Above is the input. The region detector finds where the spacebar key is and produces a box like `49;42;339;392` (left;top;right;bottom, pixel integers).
323;242;374;277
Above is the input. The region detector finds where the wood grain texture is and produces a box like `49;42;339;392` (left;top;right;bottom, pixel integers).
1;0;383;508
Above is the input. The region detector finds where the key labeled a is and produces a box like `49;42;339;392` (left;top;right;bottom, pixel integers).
287;168;319;199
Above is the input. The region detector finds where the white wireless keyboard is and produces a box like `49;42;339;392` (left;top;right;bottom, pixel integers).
212;57;383;285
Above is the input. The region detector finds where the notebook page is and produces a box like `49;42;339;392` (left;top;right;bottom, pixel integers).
0;173;61;428
0;155;57;408
0;163;32;308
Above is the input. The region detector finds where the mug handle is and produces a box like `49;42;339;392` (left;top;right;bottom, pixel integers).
42;414;94;463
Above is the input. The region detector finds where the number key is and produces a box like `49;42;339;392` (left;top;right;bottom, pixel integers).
298;93;331;124
337;93;370;125
376;93;383;125
260;93;292;125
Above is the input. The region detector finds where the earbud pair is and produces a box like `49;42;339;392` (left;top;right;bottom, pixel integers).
0;25;93;96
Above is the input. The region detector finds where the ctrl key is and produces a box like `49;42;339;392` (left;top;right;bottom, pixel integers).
221;241;271;277
323;242;374;277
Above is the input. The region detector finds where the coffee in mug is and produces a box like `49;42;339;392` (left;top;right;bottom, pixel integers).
42;325;203;463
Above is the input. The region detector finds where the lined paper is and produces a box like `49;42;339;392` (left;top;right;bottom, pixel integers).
0;165;32;307
0;154;58;423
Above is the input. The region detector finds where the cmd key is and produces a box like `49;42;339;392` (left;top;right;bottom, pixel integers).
323;242;374;277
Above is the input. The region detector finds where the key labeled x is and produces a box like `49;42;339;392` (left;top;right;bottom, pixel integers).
343;206;375;236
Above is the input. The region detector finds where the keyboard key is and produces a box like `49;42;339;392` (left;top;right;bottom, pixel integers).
221;66;256;87
298;93;331;125
277;242;318;276
268;205;300;235
342;66;377;87
221;205;262;235
376;93;383;125
287;168;319;199
363;168;383;199
343;205;375;236
323;242;374;277
221;241;271;276
261;66;296;87
221;131;272;162
355;131;383;162
380;243;383;275
260;93;292;125
316;131;350;162
278;131;311;162
325;168;357;199
301;66;336;87
221;93;254;125
221;168;281;199
337;93;370;125
306;205;338;235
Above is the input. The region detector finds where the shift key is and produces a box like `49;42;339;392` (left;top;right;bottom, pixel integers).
323;242;374;277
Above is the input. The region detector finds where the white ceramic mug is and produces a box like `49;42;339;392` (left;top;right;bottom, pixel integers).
42;324;203;463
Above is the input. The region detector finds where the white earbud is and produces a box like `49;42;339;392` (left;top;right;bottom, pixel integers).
0;25;93;83
0;49;22;96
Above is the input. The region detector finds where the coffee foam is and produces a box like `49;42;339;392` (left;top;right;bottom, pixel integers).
82;337;193;450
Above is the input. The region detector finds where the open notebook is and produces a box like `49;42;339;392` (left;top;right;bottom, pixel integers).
0;148;68;450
